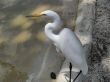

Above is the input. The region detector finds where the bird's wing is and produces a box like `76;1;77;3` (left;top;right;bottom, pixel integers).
58;28;88;74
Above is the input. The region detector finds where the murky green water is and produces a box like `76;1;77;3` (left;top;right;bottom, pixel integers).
0;0;64;82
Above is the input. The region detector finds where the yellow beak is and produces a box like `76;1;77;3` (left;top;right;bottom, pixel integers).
26;13;43;17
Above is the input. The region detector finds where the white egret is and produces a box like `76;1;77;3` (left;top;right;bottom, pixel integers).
26;10;88;82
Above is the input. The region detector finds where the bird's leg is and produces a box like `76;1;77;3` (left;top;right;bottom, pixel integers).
69;62;72;82
72;70;82;82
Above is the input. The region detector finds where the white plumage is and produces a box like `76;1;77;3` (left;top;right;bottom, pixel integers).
42;10;88;75
58;28;88;75
26;10;88;75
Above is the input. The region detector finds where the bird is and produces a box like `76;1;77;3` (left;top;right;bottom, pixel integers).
26;10;88;82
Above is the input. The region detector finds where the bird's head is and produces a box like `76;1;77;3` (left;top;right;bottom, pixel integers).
26;10;60;20
41;10;60;19
26;10;62;30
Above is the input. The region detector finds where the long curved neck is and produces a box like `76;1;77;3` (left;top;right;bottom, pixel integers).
53;15;61;28
45;16;61;42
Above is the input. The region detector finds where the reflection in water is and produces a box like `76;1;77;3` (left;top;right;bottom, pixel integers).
0;37;8;44
12;31;31;43
22;21;33;29
0;26;8;44
31;4;50;15
10;15;33;28
36;31;47;42
32;45;51;82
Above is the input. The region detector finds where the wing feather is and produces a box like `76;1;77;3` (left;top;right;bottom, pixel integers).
58;28;88;74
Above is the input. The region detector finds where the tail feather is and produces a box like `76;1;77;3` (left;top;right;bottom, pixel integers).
82;63;88;75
